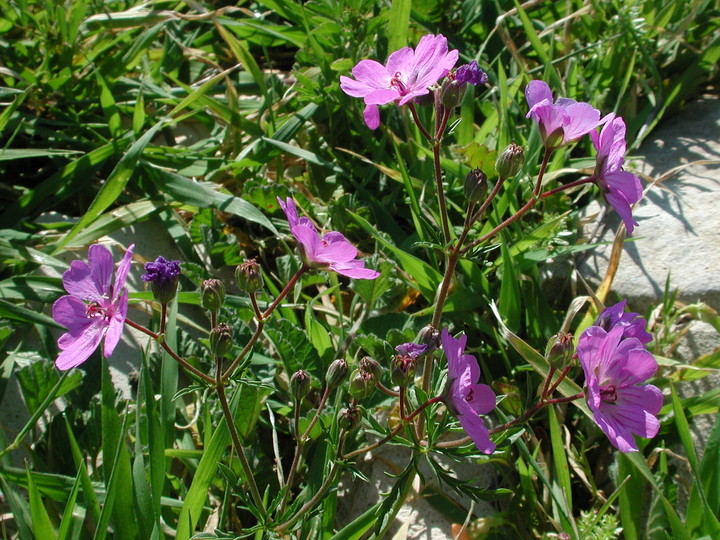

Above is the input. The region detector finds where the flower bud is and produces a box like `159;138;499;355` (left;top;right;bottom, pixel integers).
338;405;363;432
440;79;465;109
495;143;524;179
235;259;264;294
209;323;233;357
325;358;348;390
414;324;440;351
464;168;488;203
348;369;376;400
142;256;181;305
545;332;575;369
290;370;311;401
391;355;416;388
360;356;381;378
201;278;225;311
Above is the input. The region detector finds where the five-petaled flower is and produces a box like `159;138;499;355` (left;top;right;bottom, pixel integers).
525;80;602;149
595;299;652;345
442;329;496;454
277;197;379;279
578;325;662;452
590;113;643;235
52;244;134;370
340;34;458;129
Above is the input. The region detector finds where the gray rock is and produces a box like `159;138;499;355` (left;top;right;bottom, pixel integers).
580;96;720;314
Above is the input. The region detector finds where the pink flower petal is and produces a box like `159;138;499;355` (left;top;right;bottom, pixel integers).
55;319;105;370
363;104;380;130
113;244;134;296
87;244;114;296
103;290;128;357
525;80;553;109
457;402;495;454
330;261;380;279
62;260;102;302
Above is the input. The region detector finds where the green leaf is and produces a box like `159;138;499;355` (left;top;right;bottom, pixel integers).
53;119;167;253
386;0;411;54
27;466;57;539
0;298;62;328
145;165;277;234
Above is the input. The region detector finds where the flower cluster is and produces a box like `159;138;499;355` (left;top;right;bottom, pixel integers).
142;256;181;304
525;80;643;235
277;196;379;279
577;301;662;452
52;244;134;370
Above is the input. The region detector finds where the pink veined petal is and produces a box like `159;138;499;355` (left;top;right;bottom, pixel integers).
442;330;468;380
585;370;602;411
595;326;628;381
593;409;638;452
467;383;496;415
87;244;115;296
277;197;300;227
340;75;376;98
561;102;601;143
55;319;106;370
291;224;323;262
62;260;103;302
53;295;93;334
363;104;380;130
594;114;623;157
605;191;639;236
528;101;567;140
525;80;553;109
113;244;134;296
604;170;642;204
457;355;480;391
616;384;664;420
316;232;358;263
385;46;415;78
456;402;495;454
364;88;400;106
604;340;657;386
350;59;391;88
103;290;128;357
578;326;610;374
397;88;432;106
410;35;457;89
330;261;380;279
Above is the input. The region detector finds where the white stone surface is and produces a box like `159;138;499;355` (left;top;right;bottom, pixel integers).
580;96;720;314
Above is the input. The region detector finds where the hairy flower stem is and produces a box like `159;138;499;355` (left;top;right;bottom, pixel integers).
460;197;537;256
433;143;451;243
540;177;594;199
278;386;332;515
343;396;444;460
541;366;557;399
159;302;168;335
125;318;215;385
377;381;400;398
534;147;553;196
276;432;346;534
407;102;433;142
215;364;266;516
222;266;308;382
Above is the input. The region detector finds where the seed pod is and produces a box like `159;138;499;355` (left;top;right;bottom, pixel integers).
209;323;234;357
235;259;264;294
495;143;524;179
290;370;311;401
201;278;225;311
325;358;349;390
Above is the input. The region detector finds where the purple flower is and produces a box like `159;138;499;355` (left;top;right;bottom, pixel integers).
395;342;428;358
596;299;652;345
525;80;602;149
52;244;134;370
591;113;643;235
454;61;487;87
277;197;379;280
578;325;662;452
442;329;496;454
142;256;181;284
340;34;459;129
143;256;181;304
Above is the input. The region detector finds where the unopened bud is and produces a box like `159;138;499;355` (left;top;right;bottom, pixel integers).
391;356;416;388
360;356;381;378
415;325;440;351
464;169;488;203
495;143;524;179
209;323;233;357
325;358;348;390
142;256;181;304
348;369;376;400
235;259;264;294
545;332;575;369
440;79;465;109
290;370;311;401
338;405;363;432
201;278;225;312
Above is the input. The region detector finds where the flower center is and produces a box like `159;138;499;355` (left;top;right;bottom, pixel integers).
86;300;113;321
390;72;407;94
465;388;474;403
600;384;618;403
